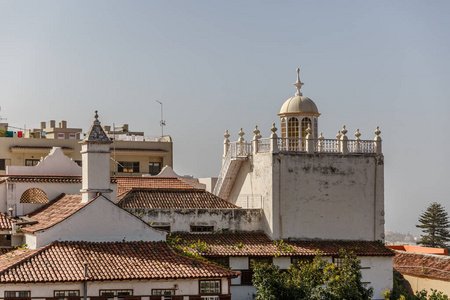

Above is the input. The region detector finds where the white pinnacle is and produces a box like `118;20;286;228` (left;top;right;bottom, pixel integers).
293;68;304;96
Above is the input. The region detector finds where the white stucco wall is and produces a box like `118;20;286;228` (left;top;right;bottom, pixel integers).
0;278;230;299
359;256;393;300
230;286;256;300
228;152;384;241
33;196;166;248
135;208;262;233
7;147;82;176
273;153;384;241
227;154;275;238
6;182;82;216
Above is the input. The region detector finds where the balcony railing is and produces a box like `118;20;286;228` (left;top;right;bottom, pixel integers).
252;138;378;154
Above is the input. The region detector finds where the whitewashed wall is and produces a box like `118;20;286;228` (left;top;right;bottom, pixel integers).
0;278;230;299
7;147;82;176
4;182;117;216
134;208;263;233
228;153;384;241
32;196;166;248
359;256;393;300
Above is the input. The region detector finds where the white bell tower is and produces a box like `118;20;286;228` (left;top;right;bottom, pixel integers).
278;68;320;150
80;111;112;203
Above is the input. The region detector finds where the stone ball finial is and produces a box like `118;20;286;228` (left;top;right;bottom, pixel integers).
341;125;347;136
355;129;361;140
238;128;245;143
238;128;245;138
253;125;261;139
271;123;278;133
224;130;230;140
305;123;312;135
94;110;99;120
375;126;381;137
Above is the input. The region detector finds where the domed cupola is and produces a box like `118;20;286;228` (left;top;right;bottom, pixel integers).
278;68;320;144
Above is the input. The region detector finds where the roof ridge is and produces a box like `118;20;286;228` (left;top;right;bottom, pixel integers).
0;241;56;274
166;241;239;278
23;194;101;234
27;193;67;217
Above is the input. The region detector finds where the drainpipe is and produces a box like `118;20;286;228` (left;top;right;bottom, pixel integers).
83;261;88;300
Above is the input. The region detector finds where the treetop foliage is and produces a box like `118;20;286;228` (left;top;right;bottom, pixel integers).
416;202;450;248
252;251;373;300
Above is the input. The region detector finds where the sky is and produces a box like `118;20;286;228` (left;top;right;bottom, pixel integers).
0;1;449;235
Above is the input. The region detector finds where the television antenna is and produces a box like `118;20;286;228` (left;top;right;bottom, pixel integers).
156;100;166;137
0;107;7;122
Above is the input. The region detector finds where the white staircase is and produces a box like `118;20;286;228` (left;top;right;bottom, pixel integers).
213;142;251;200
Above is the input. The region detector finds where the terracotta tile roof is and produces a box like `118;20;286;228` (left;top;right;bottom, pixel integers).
117;188;238;209
394;251;450;281
0;212;16;230
0;175;117;184
0;241;239;283
20;194;90;234
116;177;201;195
170;232;394;257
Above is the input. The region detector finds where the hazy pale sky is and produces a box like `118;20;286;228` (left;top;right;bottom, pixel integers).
1;1;449;235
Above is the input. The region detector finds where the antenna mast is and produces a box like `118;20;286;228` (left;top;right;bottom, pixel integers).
156;101;166;137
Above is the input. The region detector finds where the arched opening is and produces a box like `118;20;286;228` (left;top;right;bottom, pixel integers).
301;117;312;139
281;118;287;138
20;188;49;204
287;117;299;150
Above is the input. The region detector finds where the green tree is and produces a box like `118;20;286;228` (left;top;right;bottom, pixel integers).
416;202;450;248
252;251;373;300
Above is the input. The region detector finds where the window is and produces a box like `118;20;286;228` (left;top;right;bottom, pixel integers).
249;257;272;269
5;291;31;298
118;161;139;173
199;280;221;294
57;133;65;139
152;289;175;300
190;225;214;233
280;118;287;138
0;234;12;247
207;257;229;268
149;162;161;175
287;117;299;150
69;133;77;139
25;159;40;167
201;297;219;300
20;188;49;203
0;159;5;171
54;290;80;300
99;290;133;300
333;257;344;268
291;257;313;268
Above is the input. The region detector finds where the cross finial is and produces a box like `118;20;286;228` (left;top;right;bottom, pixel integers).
293;68;304;96
94;110;99;120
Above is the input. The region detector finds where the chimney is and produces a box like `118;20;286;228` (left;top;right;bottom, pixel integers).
40;122;46;130
80;111;112;203
61;120;67;128
50;120;55;128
